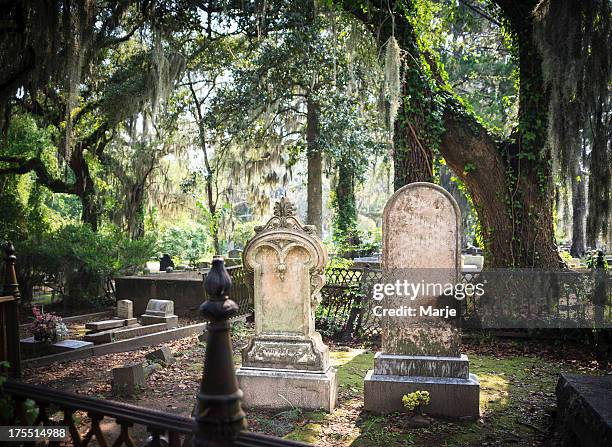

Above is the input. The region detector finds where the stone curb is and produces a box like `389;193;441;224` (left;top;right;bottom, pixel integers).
20;310;114;329
22;314;249;369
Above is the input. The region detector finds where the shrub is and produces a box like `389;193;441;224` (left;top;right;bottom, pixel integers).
402;390;430;413
157;223;211;266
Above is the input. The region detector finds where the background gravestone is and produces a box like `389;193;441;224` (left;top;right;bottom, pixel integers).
141;299;178;327
236;197;337;411
364;182;480;418
116;300;133;319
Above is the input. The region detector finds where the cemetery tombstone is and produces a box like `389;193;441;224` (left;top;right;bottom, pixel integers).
141;299;178;328
236;197;337;411
159;254;174;272
117;300;133;319
364;182;480;418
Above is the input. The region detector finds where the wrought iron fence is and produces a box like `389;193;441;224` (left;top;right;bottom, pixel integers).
317;267;612;338
224;266;254;317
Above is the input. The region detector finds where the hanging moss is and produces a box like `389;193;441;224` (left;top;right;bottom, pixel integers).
534;0;612;245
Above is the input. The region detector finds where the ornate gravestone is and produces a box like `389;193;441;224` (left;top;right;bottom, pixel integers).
236;197;337;411
364;183;480;418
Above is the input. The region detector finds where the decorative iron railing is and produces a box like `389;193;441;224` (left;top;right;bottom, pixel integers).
1;242;21;378
223;266;254;317
1;379;310;447
1;253;310;447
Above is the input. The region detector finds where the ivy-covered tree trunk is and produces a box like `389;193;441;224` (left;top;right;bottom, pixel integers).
306;96;323;236
388;1;435;189
345;0;561;268
439;5;559;267
333;158;357;240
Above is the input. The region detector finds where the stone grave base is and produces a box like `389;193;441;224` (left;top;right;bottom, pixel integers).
237;366;337;412
556;373;611;446
364;370;480;419
141;314;178;327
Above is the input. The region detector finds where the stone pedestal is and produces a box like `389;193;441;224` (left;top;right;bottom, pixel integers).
238;367;337;411
364;352;479;418
364;183;479;419
236;197;337;412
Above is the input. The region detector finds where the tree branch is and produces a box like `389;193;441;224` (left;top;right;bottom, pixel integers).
0;156;76;194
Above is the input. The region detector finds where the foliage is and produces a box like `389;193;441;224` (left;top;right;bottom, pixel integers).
330;228;381;259
157;223;212;266
585;250;608;270
401;390;430;412
30;306;69;343
231;221;260;250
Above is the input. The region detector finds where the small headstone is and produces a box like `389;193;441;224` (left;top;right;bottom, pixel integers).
159;254;174;271
145;346;176;366
20;337;44;356
112;363;146;395
228;248;243;259
141;299;178;327
144;299;174;316
117;300;133;319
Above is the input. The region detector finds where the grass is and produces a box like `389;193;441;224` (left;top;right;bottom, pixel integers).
283;350;575;446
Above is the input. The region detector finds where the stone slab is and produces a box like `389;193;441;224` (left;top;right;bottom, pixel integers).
85;318;136;332
112;363;145;395
22;321;214;367
146;346;175;365
237;366;338;412
19;337;44;356
364;370;480;419
84;323;168;344
373;352;470;379
556;373;612;447
48;339;93;353
141;315;178;328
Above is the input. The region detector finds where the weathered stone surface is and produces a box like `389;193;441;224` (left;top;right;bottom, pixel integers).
141;314;178;327
83;323;168;344
364;182;479;419
146;346;176;365
117;299;133;319
556;373;612;447
141;299;178;327
237;197;337;412
115;275;206;315
373;352;469;379
85;319;135;332
364;370;480;418
237;367;337;411
381;183;461;356
241;335;329;372
48;339;93;353
112;363;145;395
144;299;174;317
